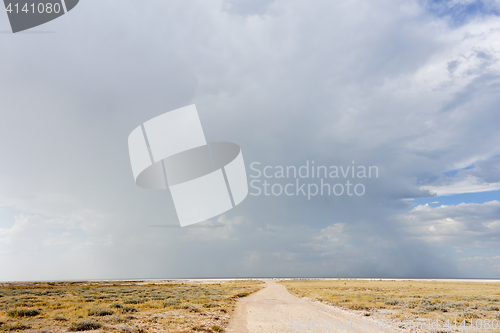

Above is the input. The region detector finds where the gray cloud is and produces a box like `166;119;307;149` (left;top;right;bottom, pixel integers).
222;0;275;16
394;200;500;277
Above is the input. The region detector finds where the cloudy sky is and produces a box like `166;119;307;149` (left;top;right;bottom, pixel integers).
1;0;500;281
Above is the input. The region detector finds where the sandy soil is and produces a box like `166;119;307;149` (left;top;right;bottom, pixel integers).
226;280;401;333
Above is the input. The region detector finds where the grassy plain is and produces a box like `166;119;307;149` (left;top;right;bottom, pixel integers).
0;280;263;332
280;279;500;331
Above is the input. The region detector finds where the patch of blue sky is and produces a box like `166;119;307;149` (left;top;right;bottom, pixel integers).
0;206;19;229
412;189;500;207
443;163;475;177
424;0;500;26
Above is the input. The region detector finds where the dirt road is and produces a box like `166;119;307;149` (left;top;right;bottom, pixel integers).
226;280;400;333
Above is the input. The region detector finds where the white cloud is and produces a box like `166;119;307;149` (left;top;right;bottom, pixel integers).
395;200;500;244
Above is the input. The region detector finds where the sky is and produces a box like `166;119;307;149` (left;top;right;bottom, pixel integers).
1;0;500;281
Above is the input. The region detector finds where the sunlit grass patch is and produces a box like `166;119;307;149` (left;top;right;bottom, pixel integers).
0;279;263;332
279;279;500;332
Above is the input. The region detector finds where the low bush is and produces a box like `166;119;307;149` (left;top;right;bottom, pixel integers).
53;315;68;321
180;304;200;312
384;299;400;305
151;295;166;300
163;299;180;307
123;298;143;304
122;306;138;313
2;323;32;331
446;302;465;309
120;326;144;333
461;312;479;319
7;308;41;318
425;303;448;312
348;303;370;311
69;320;102;331
203;303;220;308
411;310;429;315
88;308;114;316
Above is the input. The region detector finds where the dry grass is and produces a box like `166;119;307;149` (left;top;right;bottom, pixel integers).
0;280;263;332
280;279;500;332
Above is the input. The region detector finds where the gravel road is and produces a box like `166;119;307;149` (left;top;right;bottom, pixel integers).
226;280;401;333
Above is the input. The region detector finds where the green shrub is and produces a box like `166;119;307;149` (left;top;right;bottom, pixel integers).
88;308;114;316
54;315;68;321
180;304;200;312
348;303;370;311
122;306;137;313
461;312;479;319
7;308;41;318
425;303;448;312
120;326;144;333
163;299;180;307
151;295;166;300
203;303;220;308
123;298;143;304
384;299;400;305
446;302;465;309
2;323;31;331
411;310;429;315
95;295;112;299
69;320;102;331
